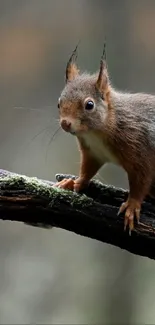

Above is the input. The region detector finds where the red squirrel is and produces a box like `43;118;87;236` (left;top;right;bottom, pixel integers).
54;44;155;234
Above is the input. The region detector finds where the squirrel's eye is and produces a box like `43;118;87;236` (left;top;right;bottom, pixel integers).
58;97;61;109
85;100;94;110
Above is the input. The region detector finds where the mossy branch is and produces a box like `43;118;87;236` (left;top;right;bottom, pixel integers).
0;169;155;260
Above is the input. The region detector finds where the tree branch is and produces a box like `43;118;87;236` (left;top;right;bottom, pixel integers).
0;169;155;260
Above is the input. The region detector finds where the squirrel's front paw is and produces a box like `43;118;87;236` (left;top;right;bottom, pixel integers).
118;198;141;235
54;178;75;190
53;178;88;192
73;178;89;192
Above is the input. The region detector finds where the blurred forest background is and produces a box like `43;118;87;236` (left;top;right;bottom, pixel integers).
0;0;155;323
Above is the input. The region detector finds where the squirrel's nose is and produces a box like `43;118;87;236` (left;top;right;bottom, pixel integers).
60;119;71;132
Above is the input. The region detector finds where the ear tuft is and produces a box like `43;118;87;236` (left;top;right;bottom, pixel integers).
65;43;80;83
96;41;109;95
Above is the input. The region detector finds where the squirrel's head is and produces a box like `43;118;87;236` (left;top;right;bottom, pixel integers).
58;44;111;136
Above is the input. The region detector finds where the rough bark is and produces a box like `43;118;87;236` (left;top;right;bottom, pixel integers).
0;169;155;260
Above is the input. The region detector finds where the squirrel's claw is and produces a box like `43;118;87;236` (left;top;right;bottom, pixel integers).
117;201;128;216
118;198;141;235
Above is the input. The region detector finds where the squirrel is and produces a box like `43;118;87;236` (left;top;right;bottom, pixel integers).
54;43;155;234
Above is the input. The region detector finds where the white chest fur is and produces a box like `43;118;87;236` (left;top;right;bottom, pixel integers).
81;132;119;165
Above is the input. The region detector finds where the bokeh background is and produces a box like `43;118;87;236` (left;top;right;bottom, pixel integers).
0;0;155;323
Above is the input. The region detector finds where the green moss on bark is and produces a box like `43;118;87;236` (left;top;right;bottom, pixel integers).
0;173;94;209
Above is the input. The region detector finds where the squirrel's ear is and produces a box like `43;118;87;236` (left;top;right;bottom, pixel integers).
65;44;80;83
96;44;109;95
